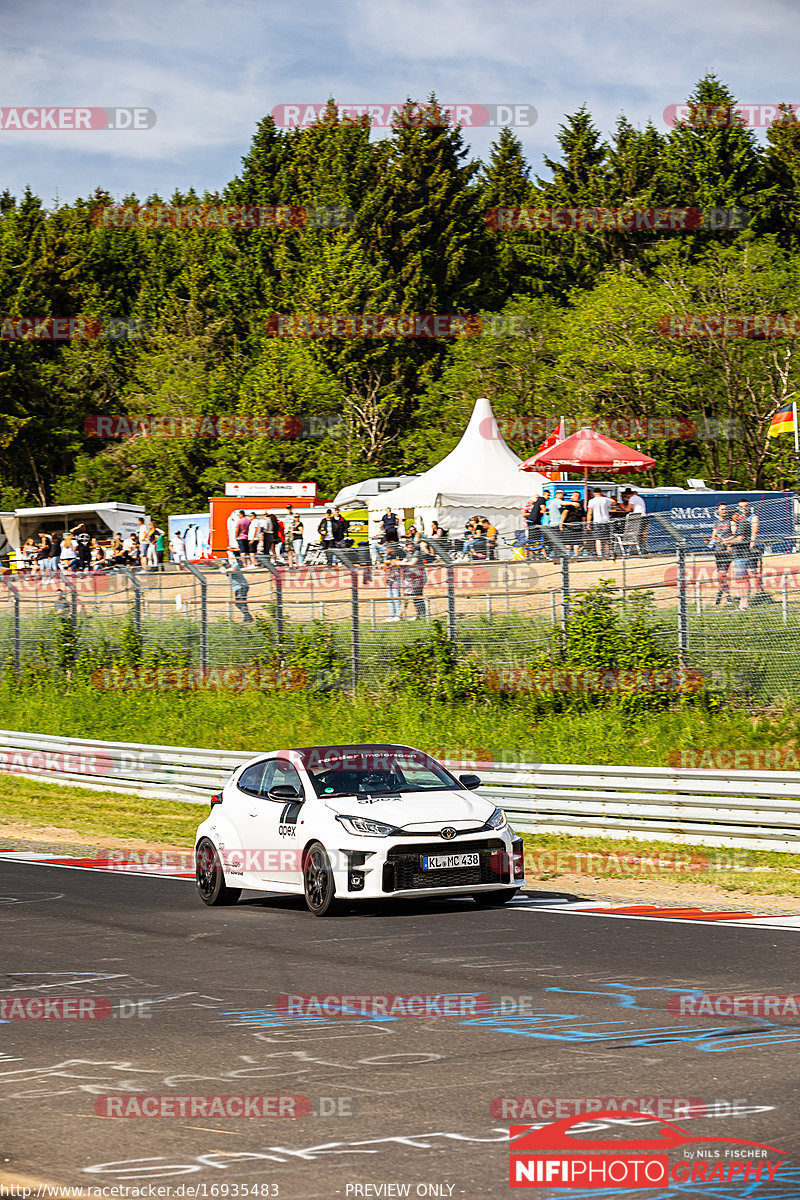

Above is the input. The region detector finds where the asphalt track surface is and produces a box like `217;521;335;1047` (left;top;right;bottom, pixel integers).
1;860;799;1198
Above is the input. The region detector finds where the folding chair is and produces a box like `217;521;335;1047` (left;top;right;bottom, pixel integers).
618;513;645;556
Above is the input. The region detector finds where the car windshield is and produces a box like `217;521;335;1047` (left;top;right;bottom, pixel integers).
299;748;461;798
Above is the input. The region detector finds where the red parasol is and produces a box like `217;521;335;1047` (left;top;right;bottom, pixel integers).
519;426;656;488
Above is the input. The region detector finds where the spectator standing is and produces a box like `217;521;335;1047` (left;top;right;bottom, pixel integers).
288;514;304;566
381;507;400;545
270;512;284;559
525;491;549;558
145;521;164;570
560;492;586;557
402;540;427;620
331;506;349;546
35;534;51;576
737;500;770;602
170;530;187;566
260;514;274;559
247;512;260;567
318;509;335;563
155;526;166;570
707;504;733;605
70;523;93;572
59;535;77;572
587;489;612;558
136;517;149;568
727;511;751;611
219;554;253;621
383;543;405;621
49;531;62;574
234;510;250;562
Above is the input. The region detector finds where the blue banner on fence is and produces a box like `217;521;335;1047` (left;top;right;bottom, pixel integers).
643;490;796;552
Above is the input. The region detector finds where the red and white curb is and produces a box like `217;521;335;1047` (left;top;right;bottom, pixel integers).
512;896;800;930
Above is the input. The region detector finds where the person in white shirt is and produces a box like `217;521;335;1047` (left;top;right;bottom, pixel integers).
620;488;647;552
170;531;187;565
587;490;613;558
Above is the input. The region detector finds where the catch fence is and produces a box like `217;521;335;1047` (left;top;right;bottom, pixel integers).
1;504;800;699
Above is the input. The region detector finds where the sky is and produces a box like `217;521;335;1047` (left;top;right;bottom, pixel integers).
0;0;798;207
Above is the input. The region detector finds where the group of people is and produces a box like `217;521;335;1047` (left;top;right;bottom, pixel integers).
454;516;498;561
707;500;771;612
523;487;646;558
17;518;168;574
232;507;305;568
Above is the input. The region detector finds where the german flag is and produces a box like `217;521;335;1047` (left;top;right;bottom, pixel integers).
767;402;796;437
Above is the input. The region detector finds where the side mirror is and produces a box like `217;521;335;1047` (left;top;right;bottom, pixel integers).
210;794;222;809
268;784;302;802
459;773;481;790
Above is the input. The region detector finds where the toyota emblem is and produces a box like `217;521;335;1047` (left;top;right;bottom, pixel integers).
441;827;457;840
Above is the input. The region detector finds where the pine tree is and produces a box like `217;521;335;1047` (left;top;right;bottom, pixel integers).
659;75;763;212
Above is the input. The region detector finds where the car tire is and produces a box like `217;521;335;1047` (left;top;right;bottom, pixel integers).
303;842;341;916
196;838;241;906
473;889;519;906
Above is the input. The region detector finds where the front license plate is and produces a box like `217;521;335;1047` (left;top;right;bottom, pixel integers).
421;853;480;870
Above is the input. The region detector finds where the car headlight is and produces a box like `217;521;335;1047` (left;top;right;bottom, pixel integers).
486;806;507;830
336;815;402;837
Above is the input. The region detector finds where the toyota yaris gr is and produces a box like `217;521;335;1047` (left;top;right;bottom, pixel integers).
195;743;525;916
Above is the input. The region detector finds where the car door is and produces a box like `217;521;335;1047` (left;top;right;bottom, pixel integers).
231;759;279;883
262;759;307;885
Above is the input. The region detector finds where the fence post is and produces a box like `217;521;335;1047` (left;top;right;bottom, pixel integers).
184;561;209;674
333;550;359;689
117;568;142;637
782;573;789;624
64;575;78;633
676;547;689;668
6;580;20;669
427;538;456;644
560;555;570;634
258;561;284;648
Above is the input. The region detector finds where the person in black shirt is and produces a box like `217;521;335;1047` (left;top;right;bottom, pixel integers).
559;492;586;557
707;503;733;605
331;506;349;546
69;523;93;571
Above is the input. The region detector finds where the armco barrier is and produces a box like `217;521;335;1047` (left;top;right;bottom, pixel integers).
0;730;798;853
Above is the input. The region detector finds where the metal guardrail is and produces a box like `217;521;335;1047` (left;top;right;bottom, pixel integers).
0;729;798;853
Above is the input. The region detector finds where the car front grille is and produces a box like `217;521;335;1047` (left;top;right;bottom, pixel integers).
382;839;509;893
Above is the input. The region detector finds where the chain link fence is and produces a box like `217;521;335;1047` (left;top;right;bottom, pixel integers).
1;500;798;700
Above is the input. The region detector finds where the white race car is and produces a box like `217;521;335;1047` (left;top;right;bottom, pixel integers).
195;743;525;916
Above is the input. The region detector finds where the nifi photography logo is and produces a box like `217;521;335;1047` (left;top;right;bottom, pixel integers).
508;1111;787;1189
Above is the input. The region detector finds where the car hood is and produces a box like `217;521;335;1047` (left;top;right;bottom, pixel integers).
324;789;496;831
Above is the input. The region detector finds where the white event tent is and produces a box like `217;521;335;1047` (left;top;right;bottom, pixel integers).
366;396;549;537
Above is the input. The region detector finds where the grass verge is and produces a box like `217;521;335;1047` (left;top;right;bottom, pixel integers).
1;775;798;899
